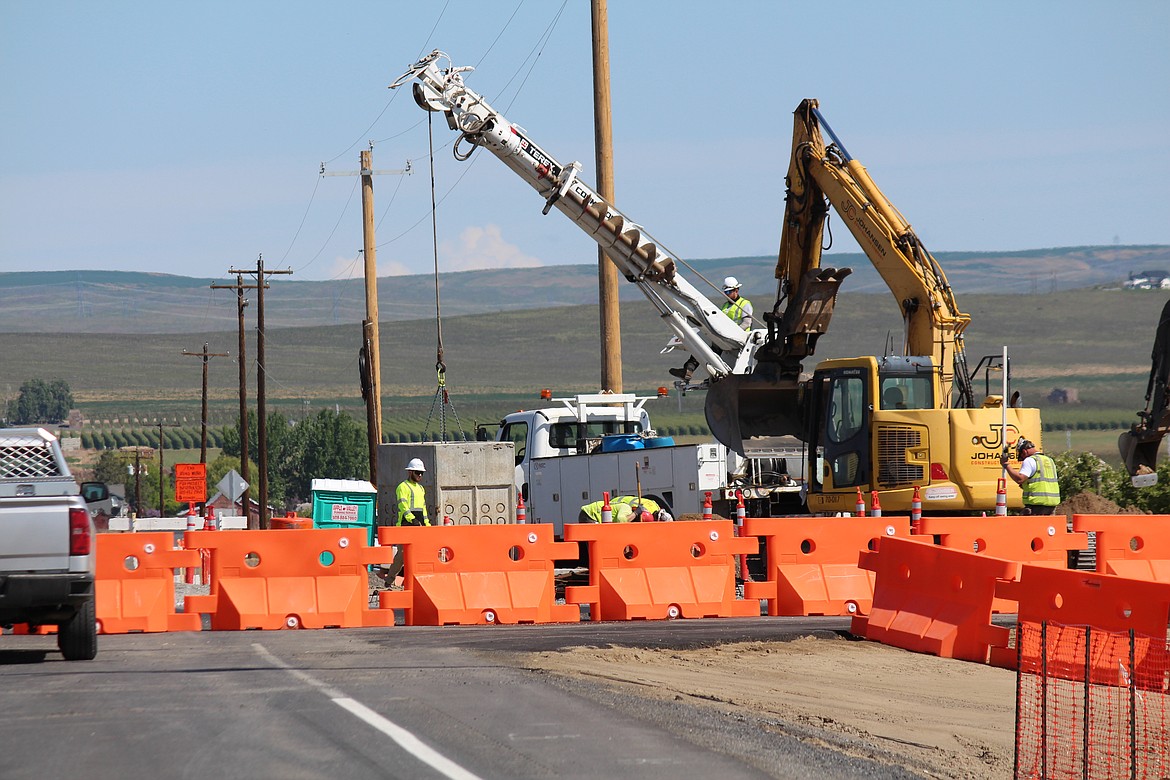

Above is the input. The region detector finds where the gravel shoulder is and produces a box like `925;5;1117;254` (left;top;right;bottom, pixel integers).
520;634;1016;780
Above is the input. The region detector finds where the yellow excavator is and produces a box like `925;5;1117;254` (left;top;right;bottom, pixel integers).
707;99;1043;514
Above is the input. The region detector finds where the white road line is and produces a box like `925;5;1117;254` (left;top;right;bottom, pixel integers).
253;643;483;780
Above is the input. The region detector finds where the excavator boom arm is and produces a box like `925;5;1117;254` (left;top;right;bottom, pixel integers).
773;100;974;406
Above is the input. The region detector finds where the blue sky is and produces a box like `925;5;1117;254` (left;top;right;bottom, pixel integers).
2;0;1167;282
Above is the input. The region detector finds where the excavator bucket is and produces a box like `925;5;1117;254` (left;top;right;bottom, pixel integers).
1118;430;1160;486
705;371;805;456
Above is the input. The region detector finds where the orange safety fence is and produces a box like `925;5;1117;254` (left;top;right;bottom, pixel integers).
851;536;1019;663
96;532;202;634
375;524;580;626
563;520;758;621
183;528;395;630
742;515;911;616
1014;621;1170;780
993;565;1170;681
1072;513;1170;582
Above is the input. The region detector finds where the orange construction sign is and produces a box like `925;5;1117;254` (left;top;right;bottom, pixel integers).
174;463;207;503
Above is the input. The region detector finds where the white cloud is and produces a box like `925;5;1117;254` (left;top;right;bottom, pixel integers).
439;225;543;272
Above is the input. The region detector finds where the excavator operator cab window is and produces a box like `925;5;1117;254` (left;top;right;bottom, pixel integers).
879;376;932;410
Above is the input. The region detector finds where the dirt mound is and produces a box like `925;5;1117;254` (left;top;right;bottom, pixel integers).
1060;491;1145;515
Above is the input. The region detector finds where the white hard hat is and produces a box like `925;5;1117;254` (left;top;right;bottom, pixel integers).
722;276;741;292
405;458;426;472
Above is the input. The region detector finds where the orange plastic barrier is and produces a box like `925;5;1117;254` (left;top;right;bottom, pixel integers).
851;536;1019;663
183;528;394;630
915;514;1088;566
375;524;580;626
993;564;1170;682
96;533;202;634
915;514;1088;613
1072;513;1170;582
563;520;758;620
742;515;911;616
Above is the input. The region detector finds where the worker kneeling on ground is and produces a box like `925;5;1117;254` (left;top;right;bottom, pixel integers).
578;495;672;524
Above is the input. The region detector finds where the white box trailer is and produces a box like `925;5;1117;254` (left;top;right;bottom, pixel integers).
528;440;727;537
376;441;516;526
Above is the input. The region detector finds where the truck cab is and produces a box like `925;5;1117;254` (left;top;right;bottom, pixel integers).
489;392;655;500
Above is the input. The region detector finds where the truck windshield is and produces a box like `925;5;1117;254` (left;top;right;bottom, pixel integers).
548;421;644;448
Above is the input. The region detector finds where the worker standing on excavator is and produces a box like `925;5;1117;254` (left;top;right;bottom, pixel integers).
671;277;754;382
1000;439;1060;515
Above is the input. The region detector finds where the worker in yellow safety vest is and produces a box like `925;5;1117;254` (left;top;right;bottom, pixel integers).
378;457;432;586
395;458;432;526
1000;438;1061;515
670;276;753;382
578;495;669;523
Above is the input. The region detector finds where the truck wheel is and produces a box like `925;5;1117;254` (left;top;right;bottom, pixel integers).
58;598;97;661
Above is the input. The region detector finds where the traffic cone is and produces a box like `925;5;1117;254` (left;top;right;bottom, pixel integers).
443;514;454;526
734;490;748;582
854;487;866;517
203;507;217;532
516;494;527;524
870;490;882;518
910;486;923;532
186;504;199;534
702;492;713;522
995;478;1008;516
601;491;613;524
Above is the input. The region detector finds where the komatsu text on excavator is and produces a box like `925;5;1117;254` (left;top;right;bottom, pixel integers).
392;52;1043;515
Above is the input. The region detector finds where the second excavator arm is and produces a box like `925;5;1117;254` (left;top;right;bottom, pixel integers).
392;51;759;379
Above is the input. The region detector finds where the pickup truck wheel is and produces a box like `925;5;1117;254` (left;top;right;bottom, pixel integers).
58;598;97;661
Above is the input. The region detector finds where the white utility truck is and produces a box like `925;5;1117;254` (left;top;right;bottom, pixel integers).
483;392;803;538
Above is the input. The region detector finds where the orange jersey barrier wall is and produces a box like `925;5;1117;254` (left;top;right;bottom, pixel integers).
994;564;1170;684
96;532;203;634
852;536;1019;663
375;524;580;626
183;528;395;630
915;514;1088;567
1072;513;1170;582
915;515;1088;613
742;515;911;616
563;520;758;620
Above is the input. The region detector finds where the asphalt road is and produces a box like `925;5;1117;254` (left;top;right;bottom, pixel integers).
0;618;931;780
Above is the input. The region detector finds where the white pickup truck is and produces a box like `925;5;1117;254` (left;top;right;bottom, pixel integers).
0;428;97;660
484;392;803;537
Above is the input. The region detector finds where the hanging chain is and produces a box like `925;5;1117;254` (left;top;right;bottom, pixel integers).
421;111;464;442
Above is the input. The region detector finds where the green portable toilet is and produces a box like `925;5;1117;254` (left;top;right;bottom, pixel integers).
310;478;377;545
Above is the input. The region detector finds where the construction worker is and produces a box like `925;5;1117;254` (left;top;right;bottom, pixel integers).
1000;438;1061;515
379;458;432;586
395;458;431;527
670;276;754;382
578;495;667;523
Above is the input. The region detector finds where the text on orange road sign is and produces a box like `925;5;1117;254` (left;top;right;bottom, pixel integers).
174;463;207;503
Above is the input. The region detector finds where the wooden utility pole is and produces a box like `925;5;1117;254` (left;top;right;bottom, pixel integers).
229;255;291;529
360;149;383;484
181;343;229;464
181;343;228;517
322;151;411;487
211;274;260;527
592;0;623;392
